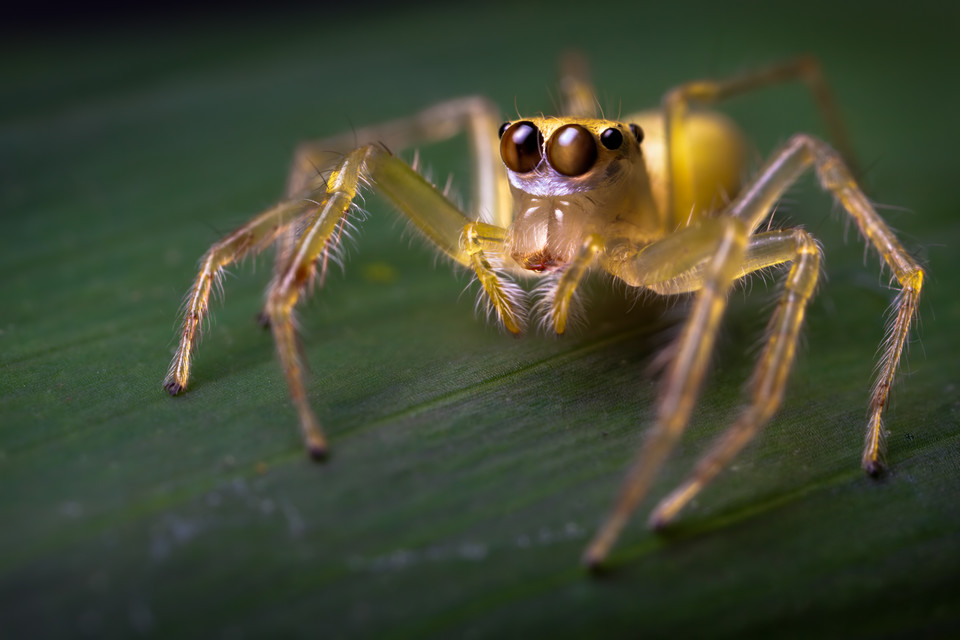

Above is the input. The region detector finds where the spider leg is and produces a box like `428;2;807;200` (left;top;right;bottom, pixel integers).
285;97;512;228
586;132;922;565
648;228;821;528
558;51;598;118
462;222;526;333
664;56;857;223
163;178;327;395
584;217;749;567
261;97;512;322
264;144;517;458
265;148;372;458
727;134;924;474
547;234;604;334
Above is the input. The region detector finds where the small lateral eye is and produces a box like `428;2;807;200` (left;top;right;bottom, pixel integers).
498;121;510;138
500;121;544;173
629;123;644;144
547;124;597;177
600;127;623;150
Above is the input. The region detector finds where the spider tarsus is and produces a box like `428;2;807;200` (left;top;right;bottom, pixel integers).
648;513;669;532
307;443;329;462
582;552;610;575
863;459;887;477
256;311;271;329
164;380;184;396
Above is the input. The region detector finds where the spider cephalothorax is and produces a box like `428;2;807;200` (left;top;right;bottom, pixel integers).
499;118;655;274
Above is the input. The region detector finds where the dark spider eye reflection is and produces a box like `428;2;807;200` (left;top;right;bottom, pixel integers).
547;124;597;176
629;123;644;144
600;127;623;150
500;121;543;173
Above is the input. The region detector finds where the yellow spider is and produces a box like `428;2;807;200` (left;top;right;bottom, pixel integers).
163;56;923;568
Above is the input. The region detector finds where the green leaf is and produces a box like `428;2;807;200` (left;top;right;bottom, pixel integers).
3;2;959;637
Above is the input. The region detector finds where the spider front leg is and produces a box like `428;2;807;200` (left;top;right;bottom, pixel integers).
585;135;923;567
648;228;821;527
264;144;518;457
543;234;604;334
583;217;750;567
261;96;513;324
285;97;512;227
462;222;527;334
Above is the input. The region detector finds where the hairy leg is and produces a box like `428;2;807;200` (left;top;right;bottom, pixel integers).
649;228;821;528
164;174;329;395
263;144;518;457
664;56;856;224
285;97;512;228
585;217;749;567
726;134;924;473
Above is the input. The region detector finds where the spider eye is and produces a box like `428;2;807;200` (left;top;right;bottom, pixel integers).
500;121;544;174
498;121;510;138
629;123;644;144
600;127;623;150
546;124;597;177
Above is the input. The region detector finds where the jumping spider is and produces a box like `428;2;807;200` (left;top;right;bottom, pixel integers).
164;57;923;567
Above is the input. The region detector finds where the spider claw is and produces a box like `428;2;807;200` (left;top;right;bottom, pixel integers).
648;513;669;532
863;459;887;477
581;549;609;574
307;442;329;462
164;380;184;396
256;311;271;329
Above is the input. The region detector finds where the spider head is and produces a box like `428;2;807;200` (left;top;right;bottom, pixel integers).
498;117;646;272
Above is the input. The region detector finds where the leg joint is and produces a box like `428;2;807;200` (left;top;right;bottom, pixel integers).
903;267;924;294
790;227;821;256
461;221;507;257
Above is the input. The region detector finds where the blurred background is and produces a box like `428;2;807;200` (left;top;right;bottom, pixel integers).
2;1;958;637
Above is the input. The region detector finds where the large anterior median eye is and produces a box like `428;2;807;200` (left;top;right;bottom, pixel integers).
546;124;597;176
500;121;544;173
